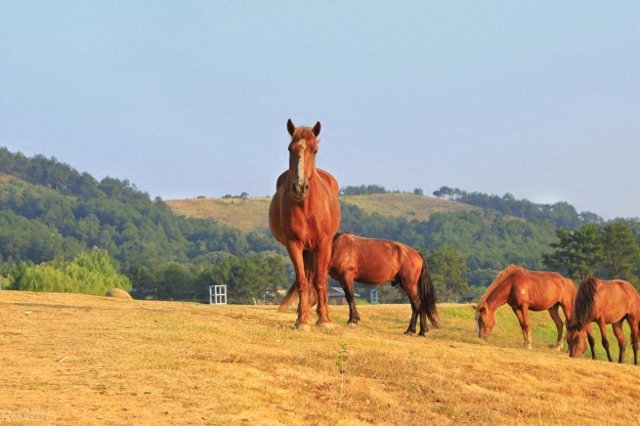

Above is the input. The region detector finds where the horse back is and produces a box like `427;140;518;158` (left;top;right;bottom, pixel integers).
508;269;570;311
330;234;418;284
601;279;640;322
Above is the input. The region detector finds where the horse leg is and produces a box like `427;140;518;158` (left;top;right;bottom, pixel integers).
559;301;573;351
611;320;626;364
404;303;418;335
340;274;360;325
586;325;596;360
512;308;526;344
512;307;531;349
597;320;613;362
313;240;333;327
548;304;564;350
629;319;639;365
522;306;532;349
286;242;311;330
418;310;428;337
402;280;425;336
407;276;428;336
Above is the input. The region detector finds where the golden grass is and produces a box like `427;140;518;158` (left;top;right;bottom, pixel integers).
1;291;639;425
165;197;273;233
166;194;473;233
340;193;474;222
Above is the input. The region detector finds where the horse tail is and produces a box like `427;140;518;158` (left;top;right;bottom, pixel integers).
418;252;439;327
277;283;298;311
303;250;318;307
277;250;317;312
572;276;598;329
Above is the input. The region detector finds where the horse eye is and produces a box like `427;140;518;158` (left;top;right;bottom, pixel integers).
313;150;318;154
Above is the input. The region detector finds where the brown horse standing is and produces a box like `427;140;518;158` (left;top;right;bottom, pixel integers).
475;265;576;349
567;277;640;364
269;119;341;330
280;233;439;335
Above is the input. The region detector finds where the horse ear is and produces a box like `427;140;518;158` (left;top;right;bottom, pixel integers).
287;119;295;136
312;121;321;137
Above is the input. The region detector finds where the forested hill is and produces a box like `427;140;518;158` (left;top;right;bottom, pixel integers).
168;184;640;301
2;147;638;303
431;186;603;229
0;148;286;301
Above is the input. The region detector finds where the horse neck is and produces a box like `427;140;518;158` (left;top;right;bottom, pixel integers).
484;280;511;313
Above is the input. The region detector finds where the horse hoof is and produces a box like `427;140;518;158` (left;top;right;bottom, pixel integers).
295;323;311;332
346;322;358;327
316;321;337;330
404;331;415;336
524;344;532;350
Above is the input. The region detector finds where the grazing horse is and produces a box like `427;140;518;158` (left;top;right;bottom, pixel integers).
475;265;576;349
567;277;640;364
269;119;341;330
279;233;439;335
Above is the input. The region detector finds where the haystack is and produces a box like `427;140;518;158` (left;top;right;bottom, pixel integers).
105;288;133;300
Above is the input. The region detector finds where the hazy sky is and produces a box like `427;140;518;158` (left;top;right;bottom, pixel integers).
1;2;639;219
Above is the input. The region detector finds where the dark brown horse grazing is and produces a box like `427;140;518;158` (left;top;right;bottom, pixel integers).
475;265;576;349
567;277;640;364
280;233;438;335
269;119;341;330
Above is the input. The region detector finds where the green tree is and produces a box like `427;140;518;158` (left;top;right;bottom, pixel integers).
157;263;197;300
543;224;604;280
9;248;130;295
429;245;468;302
602;222;640;283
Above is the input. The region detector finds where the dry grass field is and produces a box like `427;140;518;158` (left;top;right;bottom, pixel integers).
2;291;640;425
338;193;474;222
165;197;273;233
165;194;473;233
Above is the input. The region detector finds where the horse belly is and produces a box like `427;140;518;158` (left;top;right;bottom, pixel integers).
601;298;632;324
354;252;397;284
512;283;561;311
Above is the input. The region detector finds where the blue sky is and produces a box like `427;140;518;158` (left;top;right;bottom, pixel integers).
1;2;639;219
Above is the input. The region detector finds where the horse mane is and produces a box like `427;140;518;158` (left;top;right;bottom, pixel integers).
479;264;524;305
572;276;598;329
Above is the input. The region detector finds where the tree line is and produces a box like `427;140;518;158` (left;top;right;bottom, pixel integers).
543;222;640;283
0;148;286;302
1;147;638;303
432;186;602;229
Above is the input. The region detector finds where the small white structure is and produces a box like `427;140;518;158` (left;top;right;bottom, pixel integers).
209;285;228;305
370;289;379;304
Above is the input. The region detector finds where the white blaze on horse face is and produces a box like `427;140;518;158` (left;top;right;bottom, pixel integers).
295;139;306;185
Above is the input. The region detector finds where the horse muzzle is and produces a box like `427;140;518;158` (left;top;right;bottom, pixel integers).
291;181;309;201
